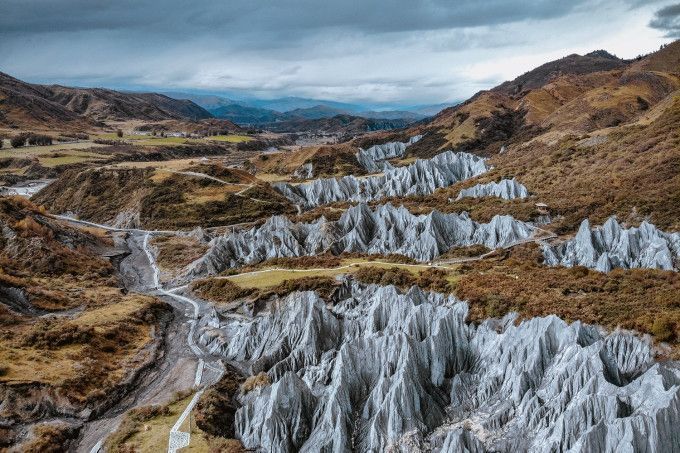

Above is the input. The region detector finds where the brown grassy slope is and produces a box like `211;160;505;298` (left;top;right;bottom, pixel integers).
0;72;92;131
494;92;680;232
33;167;154;224
405;41;679;158
0;196;169;428
454;244;680;354
34;165;295;229
253;143;366;178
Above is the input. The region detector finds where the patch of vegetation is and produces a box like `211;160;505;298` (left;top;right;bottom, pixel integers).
354;266;453;293
152;236;208;271
195;364;244;438
454;244;680;354
191;278;256;304
241;372;271;393
104;404;171;452
22;423;80;453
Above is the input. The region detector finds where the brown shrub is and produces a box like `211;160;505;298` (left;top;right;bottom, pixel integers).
207;438;247;453
23;423;80;453
195;365;244;438
268;276;339;299
354;266;417;287
417;268;452;293
241;372;271;393
191;278;255;304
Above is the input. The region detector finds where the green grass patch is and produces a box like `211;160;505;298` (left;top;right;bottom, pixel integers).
207;134;253;143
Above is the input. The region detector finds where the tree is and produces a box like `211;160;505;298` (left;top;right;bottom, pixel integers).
27;134;52;146
116;129;123;138
11;134;27;148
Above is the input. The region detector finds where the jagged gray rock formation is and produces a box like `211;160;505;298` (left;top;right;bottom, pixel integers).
273;151;488;209
456;178;529;200
543;217;680;272
355;135;423;172
200;282;680;452
186;203;533;276
293;162;314;179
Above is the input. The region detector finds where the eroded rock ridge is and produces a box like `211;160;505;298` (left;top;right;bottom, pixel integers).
543;217;680;271
273;151;488;209
197;282;680;452
456;178;529;200
187;203;533;276
355;134;423;172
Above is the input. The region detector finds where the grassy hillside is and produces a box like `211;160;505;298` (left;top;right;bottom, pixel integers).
0;197;169;447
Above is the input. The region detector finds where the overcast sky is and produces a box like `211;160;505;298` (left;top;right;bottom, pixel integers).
1;0;678;107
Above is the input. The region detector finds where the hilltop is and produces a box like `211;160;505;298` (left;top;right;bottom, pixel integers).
0;72;213;130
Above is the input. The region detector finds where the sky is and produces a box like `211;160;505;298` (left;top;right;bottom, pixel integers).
1;0;679;108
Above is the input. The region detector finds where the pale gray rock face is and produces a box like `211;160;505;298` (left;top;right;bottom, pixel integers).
456;178;529;200
273;151;488;209
543;217;680;271
203;282;680;452
186;203;533;276
355;134;423;172
293;162;314;179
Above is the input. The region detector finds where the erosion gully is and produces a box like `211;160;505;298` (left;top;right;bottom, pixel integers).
50;217;225;453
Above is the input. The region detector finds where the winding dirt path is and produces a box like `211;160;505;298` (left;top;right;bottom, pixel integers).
50;217;223;452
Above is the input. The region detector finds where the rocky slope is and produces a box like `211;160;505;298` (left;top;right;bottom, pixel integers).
186;203;533;276
544;217;680;272
456;178;529;200
197;281;680;452
273;151;488;209
355;134;422;172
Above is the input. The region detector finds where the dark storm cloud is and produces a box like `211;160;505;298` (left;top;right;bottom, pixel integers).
0;0;588;36
0;0;672;104
650;3;680;37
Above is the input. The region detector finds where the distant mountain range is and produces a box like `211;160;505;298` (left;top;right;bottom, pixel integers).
161;92;453;126
0;72;443;134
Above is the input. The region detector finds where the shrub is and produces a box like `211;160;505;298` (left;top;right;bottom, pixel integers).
208;438;246;453
23;423;79;453
354;266;417;288
191;278;255;304
269;276;338;298
652;316;677;342
417;268;452;293
195;365;244;438
10;134;27;148
27;134;53;146
241;372;271;393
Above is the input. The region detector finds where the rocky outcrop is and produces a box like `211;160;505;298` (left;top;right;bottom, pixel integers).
456;178;529;200
543;217;680;271
273;151;488;209
355;135;422;172
186;203;533;276
293;162;314;179
201;282;680;452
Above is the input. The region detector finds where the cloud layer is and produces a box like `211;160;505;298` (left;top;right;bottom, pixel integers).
0;0;675;105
